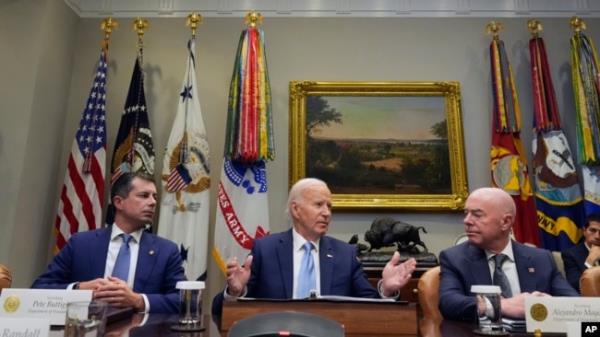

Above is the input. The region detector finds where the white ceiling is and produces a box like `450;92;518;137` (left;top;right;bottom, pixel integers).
64;0;600;18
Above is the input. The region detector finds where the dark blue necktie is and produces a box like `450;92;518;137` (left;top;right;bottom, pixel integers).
493;253;512;298
297;242;316;298
112;234;133;281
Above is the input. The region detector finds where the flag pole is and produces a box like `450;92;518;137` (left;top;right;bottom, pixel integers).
100;17;118;55
187;12;202;38
570;16;586;35
527;19;542;37
245;10;263;28
485;20;502;41
133;17;148;62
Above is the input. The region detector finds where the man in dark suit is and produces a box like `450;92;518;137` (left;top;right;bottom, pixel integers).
212;178;417;317
439;187;577;322
562;215;600;292
32;172;186;313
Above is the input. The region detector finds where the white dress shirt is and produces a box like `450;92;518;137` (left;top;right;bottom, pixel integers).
104;225;143;288
584;243;598;268
485;240;522;296
292;228;321;298
480;241;521;317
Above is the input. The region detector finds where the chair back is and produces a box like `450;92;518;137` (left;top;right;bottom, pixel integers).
228;311;344;337
0;264;12;291
418;266;442;320
580;266;600;297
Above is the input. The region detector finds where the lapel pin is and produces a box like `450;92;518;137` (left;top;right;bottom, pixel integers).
528;267;535;273
327;254;333;258
149;250;155;256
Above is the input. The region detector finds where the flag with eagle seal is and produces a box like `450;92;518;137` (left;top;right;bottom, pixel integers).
157;38;210;280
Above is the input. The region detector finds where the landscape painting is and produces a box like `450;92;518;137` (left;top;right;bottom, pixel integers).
289;81;468;211
306;95;449;195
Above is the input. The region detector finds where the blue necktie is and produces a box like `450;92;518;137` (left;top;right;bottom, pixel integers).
492;253;512;298
297;242;316;298
112;234;132;281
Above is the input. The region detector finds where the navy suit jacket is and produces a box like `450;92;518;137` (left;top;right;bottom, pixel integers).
439;240;578;322
212;229;378;317
561;241;588;293
32;226;186;313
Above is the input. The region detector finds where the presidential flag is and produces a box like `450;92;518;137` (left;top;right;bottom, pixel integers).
54;48;108;251
110;56;155;182
489;32;540;246
529;33;585;250
212;14;274;273
158;38;210;280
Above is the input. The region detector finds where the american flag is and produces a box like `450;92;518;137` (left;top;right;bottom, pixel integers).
166;163;192;193
54;50;107;251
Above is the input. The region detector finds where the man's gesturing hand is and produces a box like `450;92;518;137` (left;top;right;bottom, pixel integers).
381;252;417;297
226;255;253;297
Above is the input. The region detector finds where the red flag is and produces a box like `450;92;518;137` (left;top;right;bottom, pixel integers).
489;36;540;246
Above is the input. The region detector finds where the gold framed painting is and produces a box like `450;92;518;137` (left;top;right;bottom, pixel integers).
289;81;468;211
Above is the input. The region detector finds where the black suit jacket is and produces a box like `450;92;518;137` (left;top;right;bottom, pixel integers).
561;241;589;292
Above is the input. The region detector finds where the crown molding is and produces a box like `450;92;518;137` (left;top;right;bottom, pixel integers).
64;0;600;18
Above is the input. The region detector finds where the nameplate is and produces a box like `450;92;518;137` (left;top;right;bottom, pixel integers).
0;317;49;337
525;297;600;333
0;289;92;325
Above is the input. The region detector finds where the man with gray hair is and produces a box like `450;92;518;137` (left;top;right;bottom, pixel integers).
212;178;416;317
439;187;577;322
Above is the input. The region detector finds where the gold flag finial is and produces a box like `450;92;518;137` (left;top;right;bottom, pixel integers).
100;17;118;49
133;17;149;50
186;12;203;37
245;11;263;28
570;16;586;33
486;21;503;40
528;19;543;37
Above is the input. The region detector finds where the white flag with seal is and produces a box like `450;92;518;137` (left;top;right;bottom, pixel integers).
158;38;210;280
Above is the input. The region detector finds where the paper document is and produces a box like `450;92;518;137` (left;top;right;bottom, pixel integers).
238;296;405;304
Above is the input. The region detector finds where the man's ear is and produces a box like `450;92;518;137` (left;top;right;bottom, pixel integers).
112;195;124;210
289;201;300;219
501;213;514;231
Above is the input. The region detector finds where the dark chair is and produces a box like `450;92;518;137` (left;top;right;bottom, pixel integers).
227;311;344;337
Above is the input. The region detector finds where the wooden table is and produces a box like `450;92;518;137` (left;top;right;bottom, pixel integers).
49;313;565;337
221;299;418;337
363;265;433;302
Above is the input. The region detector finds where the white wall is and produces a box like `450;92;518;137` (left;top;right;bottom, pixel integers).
0;0;78;284
1;8;598;300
